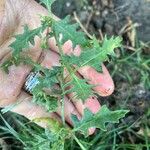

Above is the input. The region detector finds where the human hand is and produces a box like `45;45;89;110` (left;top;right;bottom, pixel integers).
0;0;114;134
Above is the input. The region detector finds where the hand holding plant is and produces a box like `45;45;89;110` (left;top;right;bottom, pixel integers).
0;0;128;149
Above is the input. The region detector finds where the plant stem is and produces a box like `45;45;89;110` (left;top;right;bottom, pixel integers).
73;134;87;150
53;30;66;126
59;73;66;126
46;0;52;16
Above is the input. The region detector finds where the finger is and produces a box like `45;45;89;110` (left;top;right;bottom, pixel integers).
48;38;74;55
0;0;19;46
0;1;19;59
71;96;101;116
64;70;101;116
10;91;80;128
0;64;30;104
0;42;12;63
72;46;115;96
49;39;114;96
67;95;101;135
10;0;57;30
78;64;114;96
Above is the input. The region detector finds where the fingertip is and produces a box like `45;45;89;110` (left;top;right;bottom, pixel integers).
78;64;114;97
88;127;96;135
73;45;81;56
99;64;115;96
84;96;101;114
62;40;73;55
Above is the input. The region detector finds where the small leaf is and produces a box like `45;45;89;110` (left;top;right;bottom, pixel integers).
64;75;94;101
67;36;122;72
102;36;122;53
32;89;58;112
39;66;61;88
30;67;62;112
1;56;34;73
52;16;87;47
1;59;14;73
10;25;42;57
72;105;129;136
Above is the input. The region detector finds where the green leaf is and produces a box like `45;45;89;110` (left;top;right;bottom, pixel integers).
32;118;70;150
32;90;58;112
29;67;62;112
64;75;94;101
72;105;129;136
102;35;122;52
15;118;68;150
67;36;122;72
39;66;61;88
52;16;87;47
10;25;42;57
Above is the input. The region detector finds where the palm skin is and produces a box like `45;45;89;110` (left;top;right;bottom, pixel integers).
0;0;114;134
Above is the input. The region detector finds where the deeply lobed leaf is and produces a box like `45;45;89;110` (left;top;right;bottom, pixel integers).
64;75;94;101
0;0;127;142
10;25;43;57
51;16;87;47
66;36;122;72
71;105;129;136
32;89;58;112
30;67;62;112
38;66;62;88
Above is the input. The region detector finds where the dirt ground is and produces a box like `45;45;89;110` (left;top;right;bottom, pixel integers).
51;0;150;42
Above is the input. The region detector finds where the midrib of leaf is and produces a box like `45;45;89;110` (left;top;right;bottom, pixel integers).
73;115;95;132
80;49;103;67
71;74;85;97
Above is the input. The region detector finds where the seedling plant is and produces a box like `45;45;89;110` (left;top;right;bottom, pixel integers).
1;0;129;149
